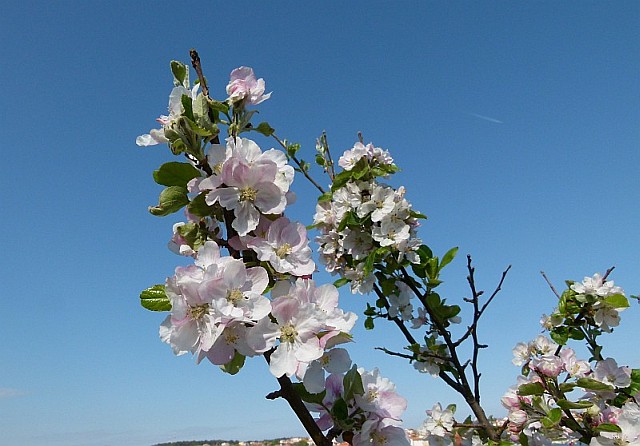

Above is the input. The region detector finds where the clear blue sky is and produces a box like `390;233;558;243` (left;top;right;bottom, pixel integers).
1;2;639;445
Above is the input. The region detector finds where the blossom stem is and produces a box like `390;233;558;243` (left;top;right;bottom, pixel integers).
272;134;326;194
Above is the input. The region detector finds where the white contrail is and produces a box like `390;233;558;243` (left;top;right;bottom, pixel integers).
468;112;504;124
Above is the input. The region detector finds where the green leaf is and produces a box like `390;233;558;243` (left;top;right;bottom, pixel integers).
170;60;188;87
603;293;629;309
440;247;458;269
576;378;614;392
181;94;194;121
149;186;189;216
331;397;349;421
343;365;364;401
219;351;245;375
153;162;200;187
330;170;352;192
596;423;622;434
192;94;216;132
556;399;593;410
317;191;333;203
558;382;577;393
364;317;374;330
517;382;545;396
140;284;171;311
187;191;215;218
255;122;275;136
333;277;350;288
292;383;326;405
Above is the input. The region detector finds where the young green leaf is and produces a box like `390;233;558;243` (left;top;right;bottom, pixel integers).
170;60;188;87
440;247;459;269
219;351;246;375
149;186;189;216
153;162;201;187
140;284;171;311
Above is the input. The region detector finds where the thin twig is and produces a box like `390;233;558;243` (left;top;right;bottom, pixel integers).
272;133;326;194
541;271;561;299
189;49;209;98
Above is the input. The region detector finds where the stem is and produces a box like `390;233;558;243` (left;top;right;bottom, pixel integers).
190;49;209;98
272;133;326;194
264;355;332;446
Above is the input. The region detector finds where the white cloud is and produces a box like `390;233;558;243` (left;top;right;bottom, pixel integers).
0;387;25;398
468;112;504;124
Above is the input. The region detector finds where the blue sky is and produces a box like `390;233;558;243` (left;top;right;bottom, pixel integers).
1;2;639;445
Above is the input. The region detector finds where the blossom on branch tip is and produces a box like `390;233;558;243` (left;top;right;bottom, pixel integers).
226;66;271;105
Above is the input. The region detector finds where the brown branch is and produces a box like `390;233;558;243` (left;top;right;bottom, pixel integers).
541;271;561;299
190;49;209;98
263;352;331;446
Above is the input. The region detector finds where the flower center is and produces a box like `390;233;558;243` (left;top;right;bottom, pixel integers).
239;187;257;202
280;323;298;343
189;304;209;320
227;288;244;304
275;243;292;258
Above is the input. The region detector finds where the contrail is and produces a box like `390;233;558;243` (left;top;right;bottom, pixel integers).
468;112;504;124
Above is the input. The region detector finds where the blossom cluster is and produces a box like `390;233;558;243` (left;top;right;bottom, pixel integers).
313;142;423;295
503;334;637;445
305;367;411;446
138;61;412;445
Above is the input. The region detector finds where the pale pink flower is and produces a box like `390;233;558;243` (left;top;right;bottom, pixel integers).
355;368;407;422
593;358;632;388
530;354;564;377
205;157;286;236
247;296;325;378
226;66;271;105
246;216;315;276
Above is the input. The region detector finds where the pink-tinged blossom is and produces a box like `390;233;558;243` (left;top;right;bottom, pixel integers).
247;296;325;378
201;258;271;323
593;358;632;388
301;348;352;393
560;348;591;378
271;279;357;343
205;157;286;236
590;402;640;446
530;354;564;377
226;66;271;105
198;323;255;366
246;216;315;276
355;368;407;422
352;421;410;446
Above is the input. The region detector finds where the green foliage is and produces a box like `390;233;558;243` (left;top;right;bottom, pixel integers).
153;162;201;187
149;186;189;216
517;382;545;396
170;60;188;87
292;383;326;405
219;351;245;375
140;284;171;311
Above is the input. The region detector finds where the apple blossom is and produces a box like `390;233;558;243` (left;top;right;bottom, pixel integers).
226;66;271;105
246;216;315;276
